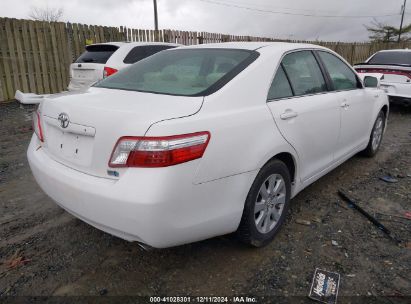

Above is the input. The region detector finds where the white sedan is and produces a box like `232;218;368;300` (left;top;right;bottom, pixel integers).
28;42;389;248
354;49;411;105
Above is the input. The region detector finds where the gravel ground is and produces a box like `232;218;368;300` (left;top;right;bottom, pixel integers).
0;102;410;303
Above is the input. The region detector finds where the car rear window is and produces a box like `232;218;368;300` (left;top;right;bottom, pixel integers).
94;48;259;96
75;45;119;64
368;51;411;65
123;45;177;64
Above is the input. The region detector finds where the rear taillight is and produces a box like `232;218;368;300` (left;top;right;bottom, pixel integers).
103;67;118;78
109;132;210;168
32;110;44;142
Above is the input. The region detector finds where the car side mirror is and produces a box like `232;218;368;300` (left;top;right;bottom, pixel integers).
363;76;379;88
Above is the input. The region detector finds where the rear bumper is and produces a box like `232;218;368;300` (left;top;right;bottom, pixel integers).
27;136;256;248
68;79;96;91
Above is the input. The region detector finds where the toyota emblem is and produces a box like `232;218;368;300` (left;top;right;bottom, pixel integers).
58;113;70;129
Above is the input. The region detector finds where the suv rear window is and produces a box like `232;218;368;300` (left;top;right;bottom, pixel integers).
95;49;259;96
123;45;177;64
75;45;119;64
368;51;411;65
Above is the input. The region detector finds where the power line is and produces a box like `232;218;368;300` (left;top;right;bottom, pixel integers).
206;0;336;14
198;0;401;19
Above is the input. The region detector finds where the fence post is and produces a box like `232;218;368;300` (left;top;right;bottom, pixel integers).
163;29;169;43
0;77;4;102
368;43;373;61
350;43;356;65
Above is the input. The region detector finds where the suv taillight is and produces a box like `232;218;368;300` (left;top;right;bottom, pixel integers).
33;110;44;142
109;132;210;168
103;67;118;78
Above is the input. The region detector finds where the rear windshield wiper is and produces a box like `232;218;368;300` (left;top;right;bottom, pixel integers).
82;58;95;63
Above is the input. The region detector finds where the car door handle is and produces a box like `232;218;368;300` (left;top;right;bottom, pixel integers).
341;102;350;109
280;110;298;120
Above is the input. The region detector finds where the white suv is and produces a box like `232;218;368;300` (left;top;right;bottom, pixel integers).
68;42;180;91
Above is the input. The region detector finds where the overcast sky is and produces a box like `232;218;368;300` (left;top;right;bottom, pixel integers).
0;0;409;42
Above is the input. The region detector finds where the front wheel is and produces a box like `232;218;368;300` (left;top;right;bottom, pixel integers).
237;159;291;247
362;110;386;157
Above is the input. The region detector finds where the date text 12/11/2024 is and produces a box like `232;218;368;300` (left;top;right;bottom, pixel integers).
149;296;258;303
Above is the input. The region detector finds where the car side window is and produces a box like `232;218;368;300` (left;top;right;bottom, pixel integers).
267;65;293;100
123;45;176;64
281;51;328;96
317;51;360;91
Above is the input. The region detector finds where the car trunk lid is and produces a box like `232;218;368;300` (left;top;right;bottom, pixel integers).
70;62;105;89
355;64;411;83
40;87;203;179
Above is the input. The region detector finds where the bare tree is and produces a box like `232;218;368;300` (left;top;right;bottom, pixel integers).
365;19;411;43
29;6;64;22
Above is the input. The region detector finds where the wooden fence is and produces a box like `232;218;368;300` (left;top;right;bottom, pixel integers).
1;17;411;103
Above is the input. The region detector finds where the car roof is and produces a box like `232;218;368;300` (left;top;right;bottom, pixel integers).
179;41;325;52
88;41;181;48
376;49;411;53
88;41;324;53
88;42;126;47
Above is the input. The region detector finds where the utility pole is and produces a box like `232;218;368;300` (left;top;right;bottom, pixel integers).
398;0;407;42
153;0;159;31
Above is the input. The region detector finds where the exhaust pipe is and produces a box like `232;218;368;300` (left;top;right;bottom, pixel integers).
136;242;154;251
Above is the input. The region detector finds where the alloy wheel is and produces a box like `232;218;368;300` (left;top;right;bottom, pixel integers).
254;174;286;234
372;116;384;151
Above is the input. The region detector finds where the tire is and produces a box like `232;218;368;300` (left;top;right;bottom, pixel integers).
361;110;386;157
237;159;291;247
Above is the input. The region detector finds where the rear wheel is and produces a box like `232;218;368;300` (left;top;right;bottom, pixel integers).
237;159;291;247
362;110;386;157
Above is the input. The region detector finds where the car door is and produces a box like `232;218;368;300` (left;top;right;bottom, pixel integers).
316;51;374;160
267;50;340;182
